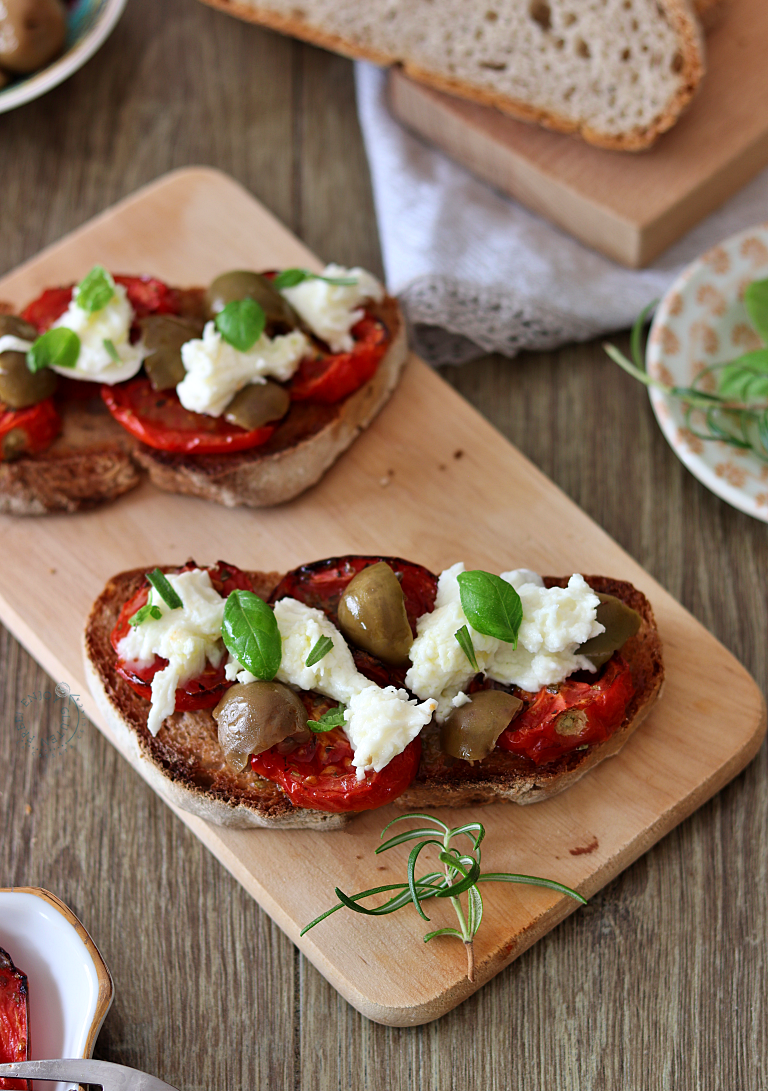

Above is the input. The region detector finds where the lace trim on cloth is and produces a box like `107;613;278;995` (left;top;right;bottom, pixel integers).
400;276;604;366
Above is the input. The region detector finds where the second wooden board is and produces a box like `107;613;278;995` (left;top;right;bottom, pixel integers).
388;0;768;267
0;169;763;1025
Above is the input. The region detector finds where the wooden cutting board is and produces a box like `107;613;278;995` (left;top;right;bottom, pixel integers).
0;168;763;1026
388;0;768;267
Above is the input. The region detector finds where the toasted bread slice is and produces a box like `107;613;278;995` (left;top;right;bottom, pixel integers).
84;568;662;829
0;294;406;515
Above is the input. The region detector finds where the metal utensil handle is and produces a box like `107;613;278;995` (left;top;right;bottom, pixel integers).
0;1060;179;1091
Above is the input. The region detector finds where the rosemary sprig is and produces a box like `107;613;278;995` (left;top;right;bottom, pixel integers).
604;282;768;464
301;813;586;981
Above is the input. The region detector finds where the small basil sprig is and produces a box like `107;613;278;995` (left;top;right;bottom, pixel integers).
129;603;162;627
75;265;116;314
306;635;334;667
457;571;523;647
221;590;281;680
454;625;479;671
146;568;183;611
307;704;346;732
745;278;768;344
215;298;266;352
302;813;586;981
273;268;357;290
27;328;80;373
103;338;121;365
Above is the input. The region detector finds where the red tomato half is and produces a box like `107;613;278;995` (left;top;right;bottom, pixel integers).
0;398;61;461
251;727;421;813
21;275;180;335
110;561;252;710
101;380;276;454
290;316;388;403
497;657;635;766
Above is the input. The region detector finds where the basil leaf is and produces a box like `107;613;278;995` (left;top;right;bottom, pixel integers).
305;635;334;668
75;265;115;314
221;590;281;680
146;568;183;610
27;328;81;372
457;570;522;647
129;603;163;627
745;278;768;345
215;298;266;352
273;268;357;290
454;626;479;671
307;704;346;732
103;338;121;365
717;349;768;402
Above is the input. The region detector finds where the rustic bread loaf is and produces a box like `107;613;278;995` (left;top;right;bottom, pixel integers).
199;0;705;150
84;568;663;829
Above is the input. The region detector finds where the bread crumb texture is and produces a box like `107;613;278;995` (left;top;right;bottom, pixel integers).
237;0;701;143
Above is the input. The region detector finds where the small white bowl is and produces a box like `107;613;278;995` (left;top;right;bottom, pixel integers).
0;0;127;116
0;888;113;1091
646;222;768;523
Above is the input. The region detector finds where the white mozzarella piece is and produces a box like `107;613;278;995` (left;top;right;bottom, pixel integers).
177;322;309;417
116;569;227;737
51;282;146;384
345;686;436;779
280;264;384;352
406;565;604;719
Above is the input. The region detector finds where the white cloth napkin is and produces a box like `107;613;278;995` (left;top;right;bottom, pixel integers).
355;62;768;365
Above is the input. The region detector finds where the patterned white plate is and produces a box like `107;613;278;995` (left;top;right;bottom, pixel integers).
647;223;768;523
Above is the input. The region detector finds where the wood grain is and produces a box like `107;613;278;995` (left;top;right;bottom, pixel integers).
388;0;768;267
0;0;766;1084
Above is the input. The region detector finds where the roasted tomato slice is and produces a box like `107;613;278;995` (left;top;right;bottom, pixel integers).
270;555;438;689
0;947;30;1091
101;379;276;454
251;722;421;814
0;398;61;461
496;656;635;766
113;275;180;317
21;275;180;335
289;315;388;403
110;561;252;711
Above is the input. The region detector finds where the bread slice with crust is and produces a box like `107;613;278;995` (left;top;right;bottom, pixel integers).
199;0;704;151
0;293;406;515
84;568;662;829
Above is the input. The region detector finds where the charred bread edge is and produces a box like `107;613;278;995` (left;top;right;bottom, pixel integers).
398;576;664;808
84;568;662;827
83;567;352;830
132;296;408;508
197;0;704;151
0;447;140;517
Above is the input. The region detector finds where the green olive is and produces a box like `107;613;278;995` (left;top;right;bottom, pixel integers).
0;0;67;74
139;314;202;391
205;270;301;332
577;593;642;669
337;562;412;666
213;681;309;772
0;315;57;409
223;380;290;430
440;690;523;762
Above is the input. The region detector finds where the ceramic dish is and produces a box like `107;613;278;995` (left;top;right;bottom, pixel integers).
0;888;113;1091
647;222;768;523
0;0;127;115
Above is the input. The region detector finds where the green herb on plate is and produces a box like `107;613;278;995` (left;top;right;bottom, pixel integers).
215;298;266;352
221;589;282;681
75;265;116;314
27;328;80;373
307;704;346;732
305;635;334;668
272;268;357;291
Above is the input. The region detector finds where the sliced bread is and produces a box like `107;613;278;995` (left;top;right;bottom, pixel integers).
200;0;705;150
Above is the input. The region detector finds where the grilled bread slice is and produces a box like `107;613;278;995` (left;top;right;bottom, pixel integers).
0;292;406;515
84;568;662;829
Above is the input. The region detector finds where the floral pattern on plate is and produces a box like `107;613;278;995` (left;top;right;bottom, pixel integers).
647;222;768;523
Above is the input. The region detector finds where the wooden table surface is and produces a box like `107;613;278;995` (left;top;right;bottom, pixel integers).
1;1;766;1088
